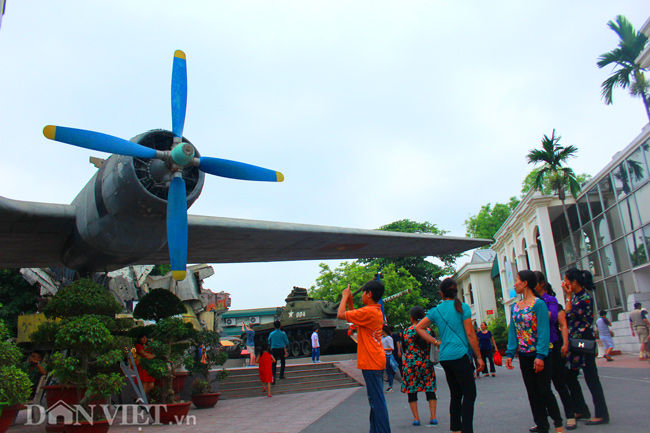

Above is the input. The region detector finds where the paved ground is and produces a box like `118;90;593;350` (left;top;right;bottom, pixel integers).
7;354;649;433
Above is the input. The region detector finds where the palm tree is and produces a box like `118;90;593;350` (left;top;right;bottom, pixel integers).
526;130;581;267
597;15;650;122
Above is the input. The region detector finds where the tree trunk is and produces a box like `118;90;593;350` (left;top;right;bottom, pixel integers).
560;199;581;269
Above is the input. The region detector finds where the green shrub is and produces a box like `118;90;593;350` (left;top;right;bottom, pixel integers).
133;288;186;322
43;279;122;319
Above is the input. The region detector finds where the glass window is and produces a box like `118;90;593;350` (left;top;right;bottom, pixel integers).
598;174;615;210
636;183;650;226
593;280;609;313
593;216;609;247
618;272;636;310
643;225;650;260
581;226;596;256
626;146;649;190
586;186;603;217
640;140;650;177
612;163;630;201
563;237;577;267
577;195;591;226
613;237;632;272
601;245;618;277
567;204;580;232
627;231;648;267
556;242;566;269
620;196;641;233
604;277;622;308
587;251;603;279
605;206;625;240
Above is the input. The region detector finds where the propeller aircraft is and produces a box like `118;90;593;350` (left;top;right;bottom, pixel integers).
0;51;490;280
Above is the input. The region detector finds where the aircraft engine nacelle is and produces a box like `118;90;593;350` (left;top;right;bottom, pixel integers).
61;130;205;272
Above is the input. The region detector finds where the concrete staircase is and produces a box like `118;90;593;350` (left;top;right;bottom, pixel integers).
217;361;361;399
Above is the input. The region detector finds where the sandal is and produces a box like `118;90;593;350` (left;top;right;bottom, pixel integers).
412;420;421;426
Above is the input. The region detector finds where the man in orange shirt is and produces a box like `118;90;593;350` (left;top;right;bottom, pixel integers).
338;280;391;433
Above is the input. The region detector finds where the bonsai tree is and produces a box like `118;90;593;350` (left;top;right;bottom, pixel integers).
139;317;196;403
189;330;229;395
31;279;128;417
0;317;33;407
133;288;186;322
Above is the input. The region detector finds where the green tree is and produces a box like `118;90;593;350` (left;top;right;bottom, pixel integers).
464;197;520;242
521;168;591;196
133;288;186;322
0;269;39;337
526;129;581;265
597;15;650;122
361;219;459;307
309;261;424;329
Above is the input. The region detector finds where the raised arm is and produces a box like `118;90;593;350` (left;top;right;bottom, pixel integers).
415;317;439;346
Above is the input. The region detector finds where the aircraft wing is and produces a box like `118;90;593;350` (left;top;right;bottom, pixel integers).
0;196;76;268
139;214;492;265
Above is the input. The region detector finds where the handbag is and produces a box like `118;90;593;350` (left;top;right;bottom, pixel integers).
429;342;440;365
493;350;502;367
569;338;597;355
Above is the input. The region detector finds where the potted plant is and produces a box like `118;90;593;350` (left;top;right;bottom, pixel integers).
31;279;127;432
139;317;196;425
0;317;34;433
189;330;229;409
133;288;190;394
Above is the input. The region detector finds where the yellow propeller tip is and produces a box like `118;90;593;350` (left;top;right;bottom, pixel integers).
43;125;56;140
174;50;186;60
276;172;285;182
172;270;187;281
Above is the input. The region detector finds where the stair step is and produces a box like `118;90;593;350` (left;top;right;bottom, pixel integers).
217;362;361;399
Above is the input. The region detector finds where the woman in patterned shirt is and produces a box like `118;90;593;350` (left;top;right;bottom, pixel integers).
562;268;609;425
401;306;438;426
506;270;563;433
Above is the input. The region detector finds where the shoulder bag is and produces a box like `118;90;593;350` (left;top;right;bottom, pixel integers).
429;341;440;365
568;338;597;355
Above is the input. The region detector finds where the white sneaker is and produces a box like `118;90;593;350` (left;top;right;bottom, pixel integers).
385;387;393;393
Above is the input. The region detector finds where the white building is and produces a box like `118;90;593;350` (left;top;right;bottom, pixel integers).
454;249;500;326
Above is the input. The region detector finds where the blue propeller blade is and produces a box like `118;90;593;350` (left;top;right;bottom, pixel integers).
167;175;188;281
43;126;157;159
171;50;188;139
198;157;285;182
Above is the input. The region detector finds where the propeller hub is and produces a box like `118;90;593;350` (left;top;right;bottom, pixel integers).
170;142;195;166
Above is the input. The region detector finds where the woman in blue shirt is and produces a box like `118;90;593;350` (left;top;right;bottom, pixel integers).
416;278;484;433
506;270;564;433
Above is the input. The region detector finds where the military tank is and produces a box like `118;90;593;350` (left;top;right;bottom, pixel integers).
252;286;362;357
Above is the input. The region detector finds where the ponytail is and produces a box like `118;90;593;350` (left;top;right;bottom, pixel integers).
565;268;596;291
440;278;462;313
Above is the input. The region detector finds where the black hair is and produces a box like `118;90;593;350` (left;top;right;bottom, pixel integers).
361;280;385;302
273;320;281;329
387;325;393;334
382;324;391;335
410;306;430;352
518;270;542;298
313;324;320;331
565;268;596;291
259;343;270;353
136;333;148;342
533;270;556;296
440;278;462;313
481;321;487;327
599;310;607;317
634;302;642;309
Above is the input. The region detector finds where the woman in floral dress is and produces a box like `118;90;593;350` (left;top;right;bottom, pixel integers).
401;306;437;426
506;270;564;433
562;268;609;425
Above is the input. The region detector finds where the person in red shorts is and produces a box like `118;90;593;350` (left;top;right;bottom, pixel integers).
338;280;391;433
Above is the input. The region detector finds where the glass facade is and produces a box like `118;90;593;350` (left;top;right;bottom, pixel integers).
552;138;650;314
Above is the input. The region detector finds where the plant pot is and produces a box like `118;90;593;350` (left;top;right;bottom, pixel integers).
191;392;221;409
152;401;192;425
155;371;189;395
0;404;24;433
63;419;111;433
43;385;84;407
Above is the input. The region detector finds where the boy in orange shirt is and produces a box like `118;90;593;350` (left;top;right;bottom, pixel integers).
338;280;391;433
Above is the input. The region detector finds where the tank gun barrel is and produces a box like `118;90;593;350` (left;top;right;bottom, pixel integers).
331;285;365;309
382;288;411;303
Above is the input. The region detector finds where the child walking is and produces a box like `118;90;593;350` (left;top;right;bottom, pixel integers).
256;343;275;397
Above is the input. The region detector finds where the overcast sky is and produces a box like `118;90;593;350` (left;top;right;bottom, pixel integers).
1;1;649;310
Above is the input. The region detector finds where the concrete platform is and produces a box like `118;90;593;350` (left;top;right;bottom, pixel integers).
6;354;649;433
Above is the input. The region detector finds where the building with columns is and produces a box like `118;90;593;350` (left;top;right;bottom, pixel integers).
453;249;500;326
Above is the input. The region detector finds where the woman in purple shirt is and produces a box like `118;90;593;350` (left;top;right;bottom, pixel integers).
534;271;575;431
